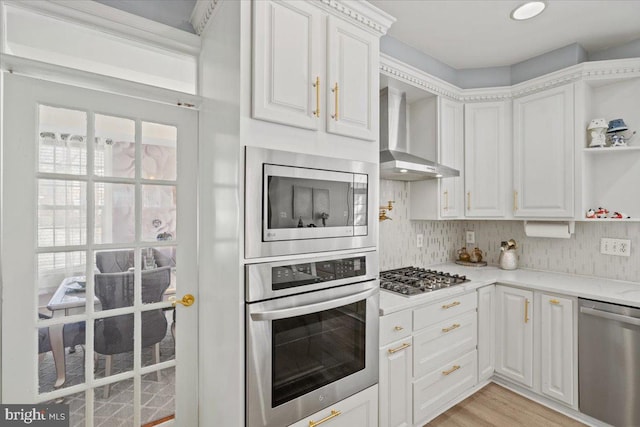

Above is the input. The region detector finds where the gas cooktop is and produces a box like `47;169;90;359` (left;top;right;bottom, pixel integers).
380;267;469;297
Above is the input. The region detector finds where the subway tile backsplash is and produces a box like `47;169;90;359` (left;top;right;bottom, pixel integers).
380;180;640;282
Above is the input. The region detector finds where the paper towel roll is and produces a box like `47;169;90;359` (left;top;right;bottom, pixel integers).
524;221;575;239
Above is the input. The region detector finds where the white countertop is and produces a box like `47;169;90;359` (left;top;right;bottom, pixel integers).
379;263;640;315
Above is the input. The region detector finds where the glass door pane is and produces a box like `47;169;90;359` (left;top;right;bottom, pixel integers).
3;74;197;426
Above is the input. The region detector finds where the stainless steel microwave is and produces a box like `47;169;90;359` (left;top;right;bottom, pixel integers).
245;147;377;259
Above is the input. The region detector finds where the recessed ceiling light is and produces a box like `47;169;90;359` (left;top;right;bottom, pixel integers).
510;1;546;20
400;169;408;173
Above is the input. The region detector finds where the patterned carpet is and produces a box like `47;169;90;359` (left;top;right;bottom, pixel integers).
39;311;176;426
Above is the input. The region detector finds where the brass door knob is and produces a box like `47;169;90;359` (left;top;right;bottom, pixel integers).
171;294;195;307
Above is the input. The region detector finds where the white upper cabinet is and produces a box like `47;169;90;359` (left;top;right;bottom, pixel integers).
513;84;574;217
439;98;465;218
253;1;387;141
409;96;464;220
326;16;378;141
252;0;322;130
464;101;510;217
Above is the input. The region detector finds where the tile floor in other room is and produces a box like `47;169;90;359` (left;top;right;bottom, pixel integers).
39;312;175;426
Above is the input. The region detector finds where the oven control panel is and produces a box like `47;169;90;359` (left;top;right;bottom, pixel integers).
272;256;366;290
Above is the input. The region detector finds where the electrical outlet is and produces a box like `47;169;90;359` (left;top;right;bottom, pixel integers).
600;238;631;257
417;234;424;248
466;231;475;245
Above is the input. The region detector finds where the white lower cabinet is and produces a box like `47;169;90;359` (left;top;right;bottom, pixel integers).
413;350;478;424
539;293;576;406
379;338;412;427
477;285;495;382
495;285;534;387
379;291;478;427
289;385;378;427
495;285;577;408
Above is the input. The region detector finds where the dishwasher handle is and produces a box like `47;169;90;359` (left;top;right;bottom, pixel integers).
580;306;640;326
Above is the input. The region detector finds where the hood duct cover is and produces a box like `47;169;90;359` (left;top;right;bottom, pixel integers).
379;87;460;181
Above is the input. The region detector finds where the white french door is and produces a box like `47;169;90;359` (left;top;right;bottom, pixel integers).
1;73;198;426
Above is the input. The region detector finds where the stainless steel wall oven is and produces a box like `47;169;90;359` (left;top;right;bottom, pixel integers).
245;147;377;259
245;252;379;427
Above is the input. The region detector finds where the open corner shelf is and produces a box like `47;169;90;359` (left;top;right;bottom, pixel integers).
579;218;639;223
583;145;640;154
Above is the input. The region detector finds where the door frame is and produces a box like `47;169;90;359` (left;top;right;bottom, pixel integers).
0;71;199;426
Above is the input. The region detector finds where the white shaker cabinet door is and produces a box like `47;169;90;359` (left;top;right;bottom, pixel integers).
439;97;465;218
513;84;574;217
326;16;378;141
379;338;413;427
477;285;496;382
253;0;322;130
540;293;576;406
495;286;534;388
464;101;510;217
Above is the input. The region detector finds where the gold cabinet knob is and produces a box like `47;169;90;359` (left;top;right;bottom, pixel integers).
171;294;195;307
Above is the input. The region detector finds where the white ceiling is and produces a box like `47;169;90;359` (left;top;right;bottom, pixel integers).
369;0;640;69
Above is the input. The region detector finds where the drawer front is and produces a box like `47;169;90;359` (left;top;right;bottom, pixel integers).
413;350;477;425
413;311;477;378
414;292;477;331
380;310;412;347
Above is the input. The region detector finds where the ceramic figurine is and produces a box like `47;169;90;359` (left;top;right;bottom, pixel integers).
611;212;631;219
588;118;608;147
595;207;609;218
586;208;597;219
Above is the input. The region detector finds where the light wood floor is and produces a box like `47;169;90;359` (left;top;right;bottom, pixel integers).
427;383;585;427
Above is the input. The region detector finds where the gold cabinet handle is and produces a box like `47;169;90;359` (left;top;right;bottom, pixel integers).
394;326;404;331
442;323;461;333
309;409;341;427
331;82;339;120
313;76;320;118
388;343;411;354
171;294;195;307
524;299;529;323
442;301;461;309
467;192;471;211
514;190;518;211
443;190;449;211
442;365;461;376
549;299;560;305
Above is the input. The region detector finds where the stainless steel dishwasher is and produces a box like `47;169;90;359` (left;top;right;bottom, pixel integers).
579;298;640;427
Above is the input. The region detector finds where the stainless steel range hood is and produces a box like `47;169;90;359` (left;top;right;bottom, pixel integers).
380;87;460;181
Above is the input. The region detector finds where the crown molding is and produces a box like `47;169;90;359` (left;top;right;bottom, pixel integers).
379;53;462;101
316;0;396;36
190;0;222;36
190;0;395;38
380;54;640;103
6;0;201;55
580;58;640;82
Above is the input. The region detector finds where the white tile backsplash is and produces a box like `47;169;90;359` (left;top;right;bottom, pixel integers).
380;180;640;282
379;180;465;270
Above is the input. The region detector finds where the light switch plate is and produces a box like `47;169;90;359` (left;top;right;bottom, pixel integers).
466;231;475;245
600;238;631;257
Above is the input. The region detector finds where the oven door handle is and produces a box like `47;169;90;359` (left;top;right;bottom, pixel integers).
250;288;377;321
